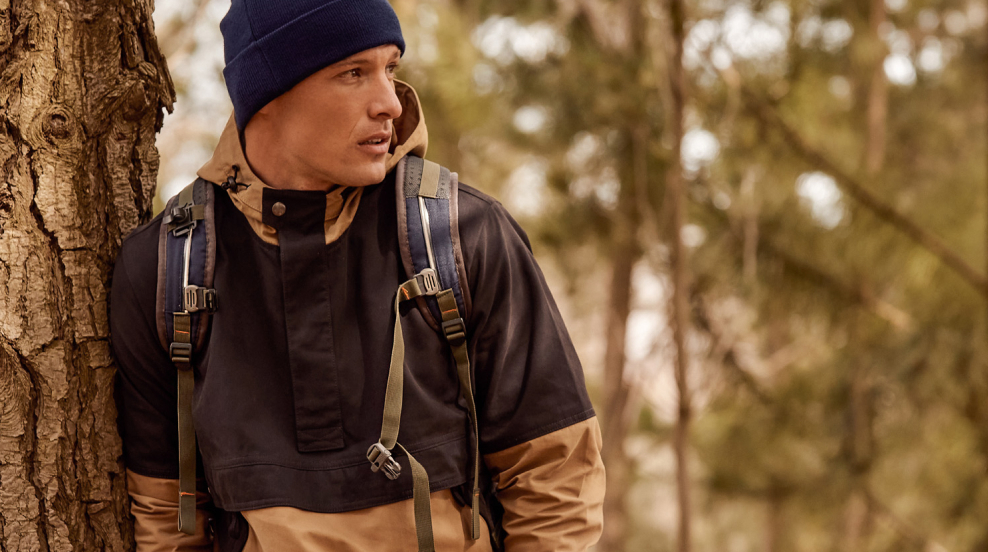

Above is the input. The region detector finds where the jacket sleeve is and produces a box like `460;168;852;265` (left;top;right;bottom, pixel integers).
484;417;605;552
461;191;596;452
127;471;214;552
458;188;602;548
111;226;213;550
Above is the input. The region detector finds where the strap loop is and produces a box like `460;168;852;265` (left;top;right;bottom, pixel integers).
169;342;193;368
441;317;466;345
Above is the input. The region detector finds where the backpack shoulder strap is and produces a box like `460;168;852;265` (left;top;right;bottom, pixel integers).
154;177;217;535
395;155;472;330
393;155;482;542
155;178;218;353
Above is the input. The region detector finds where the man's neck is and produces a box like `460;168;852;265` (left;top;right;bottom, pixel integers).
242;124;337;192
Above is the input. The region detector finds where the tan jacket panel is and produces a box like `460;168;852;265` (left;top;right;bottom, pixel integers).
195;80;428;247
126;418;604;551
484;417;606;552
127;471;214;552
240;490;491;552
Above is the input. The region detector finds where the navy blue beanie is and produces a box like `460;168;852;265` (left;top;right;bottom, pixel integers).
221;0;406;130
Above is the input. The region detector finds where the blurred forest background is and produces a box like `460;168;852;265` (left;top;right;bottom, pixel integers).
151;1;988;551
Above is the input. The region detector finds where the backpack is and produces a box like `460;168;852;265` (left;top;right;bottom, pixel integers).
155;155;503;552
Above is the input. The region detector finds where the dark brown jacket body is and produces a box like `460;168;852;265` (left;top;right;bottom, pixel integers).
112;83;603;551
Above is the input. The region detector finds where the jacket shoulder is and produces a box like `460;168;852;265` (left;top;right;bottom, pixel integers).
116;211;165;292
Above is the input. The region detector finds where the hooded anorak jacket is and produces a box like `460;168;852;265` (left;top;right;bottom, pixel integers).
112;81;605;552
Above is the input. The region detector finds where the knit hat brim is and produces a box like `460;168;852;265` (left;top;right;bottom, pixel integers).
223;0;405;131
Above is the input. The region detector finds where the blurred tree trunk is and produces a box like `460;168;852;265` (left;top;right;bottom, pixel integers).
598;183;638;552
0;1;173;550
667;0;691;551
765;488;784;552
841;313;875;552
863;0;888;175
843;0;887;545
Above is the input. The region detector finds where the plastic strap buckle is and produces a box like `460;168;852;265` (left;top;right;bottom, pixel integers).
442;317;466;344
169;342;193;368
415;268;441;296
183;285;217;313
164;205;198;236
366;442;401;480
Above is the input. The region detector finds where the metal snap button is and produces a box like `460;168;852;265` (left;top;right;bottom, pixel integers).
272;202;286;216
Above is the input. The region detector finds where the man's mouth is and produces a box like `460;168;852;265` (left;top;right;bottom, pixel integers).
359;138;387;145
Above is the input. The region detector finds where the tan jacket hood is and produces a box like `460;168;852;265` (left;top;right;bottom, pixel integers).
196;80;429;245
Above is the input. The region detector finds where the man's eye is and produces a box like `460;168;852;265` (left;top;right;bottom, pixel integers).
387;64;400;75
343;69;361;78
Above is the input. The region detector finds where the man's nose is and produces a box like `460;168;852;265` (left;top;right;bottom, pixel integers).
371;74;403;121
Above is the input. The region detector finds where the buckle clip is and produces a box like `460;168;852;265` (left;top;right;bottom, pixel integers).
416;269;441;296
169;342;193;368
165;205;197;236
442;317;466;344
366;442;401;480
183;285;217;313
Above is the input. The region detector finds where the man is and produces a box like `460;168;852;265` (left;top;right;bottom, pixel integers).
111;1;605;550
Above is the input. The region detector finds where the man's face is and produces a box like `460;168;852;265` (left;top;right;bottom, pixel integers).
245;44;403;188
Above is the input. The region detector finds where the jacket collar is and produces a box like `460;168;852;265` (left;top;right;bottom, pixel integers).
195;80;429;244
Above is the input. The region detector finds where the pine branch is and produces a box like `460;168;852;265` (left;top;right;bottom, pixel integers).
742;90;988;295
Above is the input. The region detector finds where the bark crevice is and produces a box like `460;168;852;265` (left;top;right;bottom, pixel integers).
12;346;52;552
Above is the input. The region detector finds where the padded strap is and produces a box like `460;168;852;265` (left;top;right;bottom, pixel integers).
166;181;214;535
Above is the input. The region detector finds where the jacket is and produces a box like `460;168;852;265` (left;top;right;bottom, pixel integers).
111;81;605;551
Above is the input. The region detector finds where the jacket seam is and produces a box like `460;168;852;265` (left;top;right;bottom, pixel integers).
209;432;465;471
226;474;466;513
481;408;596;456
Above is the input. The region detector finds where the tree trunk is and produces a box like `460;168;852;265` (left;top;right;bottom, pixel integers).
667;0;691;551
0;1;174;550
765;489;783;552
598;205;637;552
863;0;888;175
598;122;646;552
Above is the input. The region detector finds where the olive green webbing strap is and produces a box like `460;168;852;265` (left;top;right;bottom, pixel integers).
376;277;436;552
174;183;198;535
398;443;435;552
436;291;482;539
379;290;406;449
174;312;197;535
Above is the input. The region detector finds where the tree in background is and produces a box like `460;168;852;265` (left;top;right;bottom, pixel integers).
0;0;173;549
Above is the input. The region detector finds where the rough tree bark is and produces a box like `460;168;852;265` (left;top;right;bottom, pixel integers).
0;1;173;550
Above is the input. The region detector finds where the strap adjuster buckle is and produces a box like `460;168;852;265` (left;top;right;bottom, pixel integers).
416;269;440;296
442;317;466;344
366;442;401;480
169;342;193;368
183;285;217;313
164;205;197;236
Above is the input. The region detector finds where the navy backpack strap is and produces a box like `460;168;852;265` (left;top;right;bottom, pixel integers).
394;155;482;541
395;155;472;327
154;178;217;535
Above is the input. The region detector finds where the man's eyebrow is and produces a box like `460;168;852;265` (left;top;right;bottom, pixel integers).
334;54;402;69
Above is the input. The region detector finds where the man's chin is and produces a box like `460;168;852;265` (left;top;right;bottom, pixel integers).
340;160;388;187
